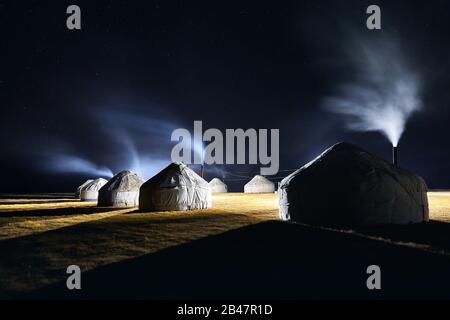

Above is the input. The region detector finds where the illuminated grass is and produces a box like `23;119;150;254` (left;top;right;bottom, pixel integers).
428;192;450;222
0;193;278;297
0;201;95;212
0;209;132;241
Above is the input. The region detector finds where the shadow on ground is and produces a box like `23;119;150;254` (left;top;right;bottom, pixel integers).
0;194;76;199
356;220;450;253
0;200;82;205
0;207;126;218
25;220;450;300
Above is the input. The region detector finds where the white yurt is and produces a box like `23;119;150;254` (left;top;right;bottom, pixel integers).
98;171;144;207
209;178;228;193
244;175;275;193
75;179;93;198
139;162;211;211
279;142;429;227
79;178;108;201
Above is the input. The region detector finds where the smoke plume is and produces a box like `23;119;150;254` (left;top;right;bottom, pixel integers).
49;155;114;178
323;38;422;146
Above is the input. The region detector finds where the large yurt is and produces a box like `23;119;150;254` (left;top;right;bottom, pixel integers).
244;175;275;193
98;171;144;207
279;142;429;227
79;178;108;201
75;179;93;198
209;178;228;193
139;162;211;211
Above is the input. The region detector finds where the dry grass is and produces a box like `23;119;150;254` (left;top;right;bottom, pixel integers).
0;192;449;298
0;201;94;212
0;209;132;241
428;192;450;222
0;193;278;298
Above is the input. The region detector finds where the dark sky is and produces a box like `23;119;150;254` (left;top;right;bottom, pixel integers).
1;0;450;192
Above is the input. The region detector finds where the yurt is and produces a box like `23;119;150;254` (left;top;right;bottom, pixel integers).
209;178;228;193
279;142;429;227
79;178;108;201
139;162;211;211
98;171;144;207
75;179;93;198
244;175;275;193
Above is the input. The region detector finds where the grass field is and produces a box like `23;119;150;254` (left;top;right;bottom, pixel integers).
0;192;450;299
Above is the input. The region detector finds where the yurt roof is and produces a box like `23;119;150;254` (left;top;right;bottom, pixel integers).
101;170;144;192
141;162;209;190
245;175;274;186
209;178;226;186
281;142;424;188
82;178;108;191
77;179;94;192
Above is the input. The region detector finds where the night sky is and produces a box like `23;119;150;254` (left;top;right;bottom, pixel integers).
1;0;450;192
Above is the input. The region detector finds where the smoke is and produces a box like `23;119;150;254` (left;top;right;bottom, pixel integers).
33;103;179;180
48;155;114;178
193;140;205;165
41;131;172;181
94;107;177;179
114;135;169;179
323;38;422;146
203;164;227;180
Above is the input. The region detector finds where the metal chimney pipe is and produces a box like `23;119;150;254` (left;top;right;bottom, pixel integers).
200;164;205;178
392;146;398;166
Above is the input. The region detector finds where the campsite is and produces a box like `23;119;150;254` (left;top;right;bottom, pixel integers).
1;146;450;299
1;184;450;299
3;0;450;304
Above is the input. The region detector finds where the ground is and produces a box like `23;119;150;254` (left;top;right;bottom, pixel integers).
0;192;450;299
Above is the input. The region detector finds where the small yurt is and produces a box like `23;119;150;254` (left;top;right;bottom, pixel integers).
79;178;108;201
98;171;144;207
75;179;93;198
209;178;228;193
139;162;211;211
279;142;429;227
244;175;275;193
